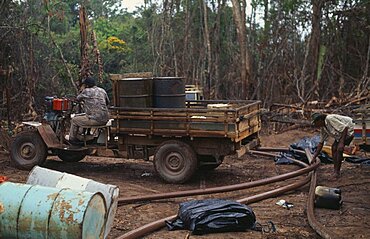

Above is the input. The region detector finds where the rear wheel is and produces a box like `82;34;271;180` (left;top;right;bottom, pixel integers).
154;140;197;184
10;131;47;170
57;150;87;162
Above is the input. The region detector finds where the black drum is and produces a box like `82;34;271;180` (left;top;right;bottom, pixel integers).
152;77;185;108
116;78;152;108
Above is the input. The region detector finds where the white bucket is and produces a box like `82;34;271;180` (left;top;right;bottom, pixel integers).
27;166;119;239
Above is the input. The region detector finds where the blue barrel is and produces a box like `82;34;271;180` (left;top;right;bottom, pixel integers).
26;166;120;239
0;182;106;239
152;77;186;108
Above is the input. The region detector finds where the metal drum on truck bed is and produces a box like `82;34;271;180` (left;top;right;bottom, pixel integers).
152;77;186;108
113;77;152;108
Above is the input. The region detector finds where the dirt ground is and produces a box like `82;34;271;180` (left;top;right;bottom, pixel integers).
1;128;369;238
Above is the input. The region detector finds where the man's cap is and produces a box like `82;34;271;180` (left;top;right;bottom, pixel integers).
81;77;96;87
311;112;325;124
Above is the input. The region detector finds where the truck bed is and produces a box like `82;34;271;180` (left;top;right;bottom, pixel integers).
110;100;261;142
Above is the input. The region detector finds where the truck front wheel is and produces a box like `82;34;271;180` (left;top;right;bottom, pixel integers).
10;131;47;170
154;140;197;184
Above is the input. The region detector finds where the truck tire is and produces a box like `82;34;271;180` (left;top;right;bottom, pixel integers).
10;131;47;170
56;150;87;162
154;140;197;184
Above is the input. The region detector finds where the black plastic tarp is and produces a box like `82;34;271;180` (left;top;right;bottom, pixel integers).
166;199;256;235
274;152;296;164
345;156;370;165
274;135;332;164
290;135;332;163
275;135;370;165
290;135;321;152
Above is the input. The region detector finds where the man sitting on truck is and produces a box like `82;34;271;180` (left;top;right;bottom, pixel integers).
69;77;110;143
311;113;355;179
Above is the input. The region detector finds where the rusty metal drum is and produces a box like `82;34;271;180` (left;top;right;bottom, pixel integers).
115;77;152;107
152;77;186;108
27;166;119;239
0;182;106;239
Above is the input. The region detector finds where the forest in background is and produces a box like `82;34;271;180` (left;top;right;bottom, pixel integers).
0;0;369;122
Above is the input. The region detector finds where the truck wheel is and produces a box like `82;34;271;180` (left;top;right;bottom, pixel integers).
198;155;224;171
57;151;87;162
10;131;47;170
154;140;197;184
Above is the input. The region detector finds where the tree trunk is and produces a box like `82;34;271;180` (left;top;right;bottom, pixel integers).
202;0;212;97
79;6;91;82
356;35;370;97
182;0;192;84
231;0;252;99
299;0;323;102
310;0;323;99
213;0;223;99
252;0;268;100
91;31;103;83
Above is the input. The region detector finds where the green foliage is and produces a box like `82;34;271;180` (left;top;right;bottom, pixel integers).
1;0;368;120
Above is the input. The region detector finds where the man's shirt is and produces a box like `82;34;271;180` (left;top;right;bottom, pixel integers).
320;114;355;143
77;86;109;123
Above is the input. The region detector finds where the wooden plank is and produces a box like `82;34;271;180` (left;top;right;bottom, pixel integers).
236;138;260;158
116;127;234;137
113;116;232;123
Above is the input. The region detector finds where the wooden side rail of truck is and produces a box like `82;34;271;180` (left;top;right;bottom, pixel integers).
110;100;261;183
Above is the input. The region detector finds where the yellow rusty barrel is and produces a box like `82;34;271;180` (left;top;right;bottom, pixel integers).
0;182;106;239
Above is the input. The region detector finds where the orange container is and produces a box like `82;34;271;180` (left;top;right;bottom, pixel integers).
63;99;69;110
52;99;69;111
0;176;8;183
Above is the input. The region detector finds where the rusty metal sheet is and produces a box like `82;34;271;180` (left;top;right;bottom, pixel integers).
37;124;62;148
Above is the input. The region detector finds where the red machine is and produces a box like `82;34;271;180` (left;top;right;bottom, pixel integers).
52;98;69;111
45;97;70;112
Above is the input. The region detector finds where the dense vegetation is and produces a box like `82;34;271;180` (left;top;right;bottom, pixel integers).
0;0;368;121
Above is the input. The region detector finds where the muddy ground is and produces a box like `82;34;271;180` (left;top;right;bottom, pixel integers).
1;129;369;238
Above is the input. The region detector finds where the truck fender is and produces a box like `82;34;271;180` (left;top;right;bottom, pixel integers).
36;124;62;148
